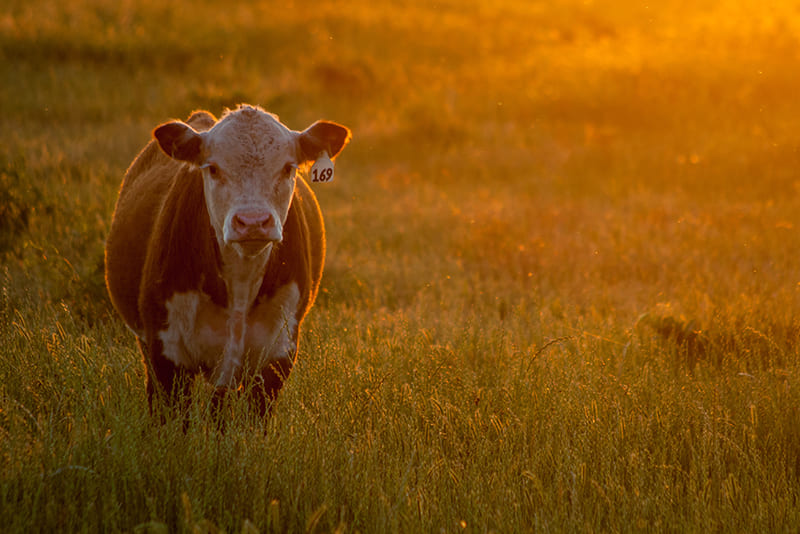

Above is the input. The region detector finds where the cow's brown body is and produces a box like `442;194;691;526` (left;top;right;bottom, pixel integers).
105;107;350;414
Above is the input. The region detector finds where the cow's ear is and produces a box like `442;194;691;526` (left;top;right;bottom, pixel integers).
298;120;352;162
154;121;204;163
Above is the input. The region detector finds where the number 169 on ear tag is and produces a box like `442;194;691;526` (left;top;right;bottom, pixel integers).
310;151;334;183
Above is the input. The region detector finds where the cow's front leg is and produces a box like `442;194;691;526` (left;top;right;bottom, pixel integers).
139;337;193;416
245;283;302;415
250;355;294;417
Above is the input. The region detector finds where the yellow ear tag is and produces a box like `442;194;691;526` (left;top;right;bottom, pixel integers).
310;151;334;183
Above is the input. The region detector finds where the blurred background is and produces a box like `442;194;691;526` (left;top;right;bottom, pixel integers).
3;0;800;327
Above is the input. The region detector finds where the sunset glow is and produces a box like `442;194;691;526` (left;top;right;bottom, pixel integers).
3;0;800;531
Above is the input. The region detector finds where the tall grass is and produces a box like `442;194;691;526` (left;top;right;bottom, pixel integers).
2;0;800;531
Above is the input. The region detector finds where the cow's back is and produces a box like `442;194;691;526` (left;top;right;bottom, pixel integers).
105;111;216;332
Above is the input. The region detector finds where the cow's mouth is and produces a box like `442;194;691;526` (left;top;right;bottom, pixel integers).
232;239;273;256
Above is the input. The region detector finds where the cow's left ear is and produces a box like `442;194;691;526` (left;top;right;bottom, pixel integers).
298;121;352;162
154;121;204;164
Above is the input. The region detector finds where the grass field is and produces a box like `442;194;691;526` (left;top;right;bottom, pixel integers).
2;0;800;531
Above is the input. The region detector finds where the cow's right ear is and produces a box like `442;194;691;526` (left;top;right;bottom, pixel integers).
154;121;204;164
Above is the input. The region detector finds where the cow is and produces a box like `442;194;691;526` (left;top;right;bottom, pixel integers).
105;104;351;416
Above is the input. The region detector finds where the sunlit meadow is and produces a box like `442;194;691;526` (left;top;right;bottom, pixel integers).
2;0;800;532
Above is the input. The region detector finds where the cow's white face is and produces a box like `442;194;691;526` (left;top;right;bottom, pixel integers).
154;105;351;259
200;110;297;257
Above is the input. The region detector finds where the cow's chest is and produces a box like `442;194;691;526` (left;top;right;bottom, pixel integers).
157;282;300;385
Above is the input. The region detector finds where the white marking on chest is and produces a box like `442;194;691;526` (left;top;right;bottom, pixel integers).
158;282;301;386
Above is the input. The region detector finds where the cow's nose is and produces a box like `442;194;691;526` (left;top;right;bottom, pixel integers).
232;211;273;233
230;211;280;243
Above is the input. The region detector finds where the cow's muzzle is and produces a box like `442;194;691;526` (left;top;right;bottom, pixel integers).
229;210;282;255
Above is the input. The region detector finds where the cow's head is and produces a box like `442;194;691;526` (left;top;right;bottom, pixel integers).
154;105;351;257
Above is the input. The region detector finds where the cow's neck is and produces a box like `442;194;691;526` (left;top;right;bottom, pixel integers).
214;243;273;387
220;245;272;310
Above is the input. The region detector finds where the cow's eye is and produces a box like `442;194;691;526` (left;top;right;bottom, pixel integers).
204;162;221;179
282;162;297;178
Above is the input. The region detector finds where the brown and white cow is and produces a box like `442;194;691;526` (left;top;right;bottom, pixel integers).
105;105;351;414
